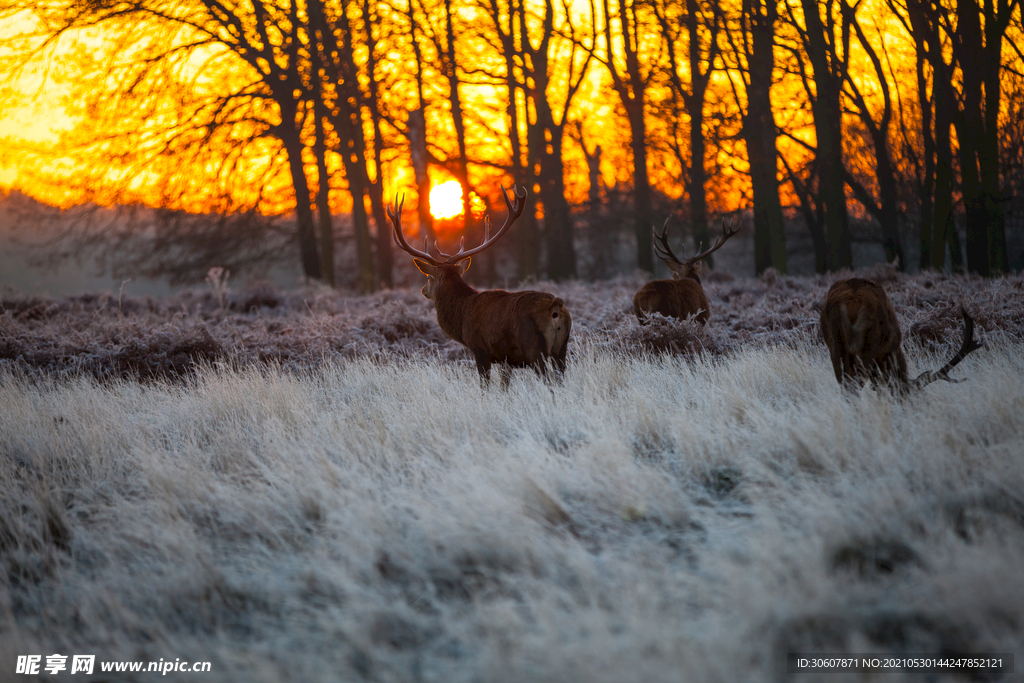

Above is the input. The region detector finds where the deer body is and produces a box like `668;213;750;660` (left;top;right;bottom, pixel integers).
820;277;982;391
633;278;710;325
423;264;570;378
390;186;571;385
820;278;907;386
634;219;738;325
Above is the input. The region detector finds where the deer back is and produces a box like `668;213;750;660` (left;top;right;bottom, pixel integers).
463;290;571;366
633;278;710;325
820;278;908;386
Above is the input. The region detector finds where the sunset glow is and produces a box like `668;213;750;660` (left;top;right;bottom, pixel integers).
0;0;1019;284
429;180;463;220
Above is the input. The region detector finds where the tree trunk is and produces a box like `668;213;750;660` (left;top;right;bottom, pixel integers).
845;6;905;269
540;124;576;279
947;214;965;273
443;0;470;231
334;117;374;292
929;20;955;272
308;0;374;289
981;9;1008;273
530;0;577;282
629;103;654;272
745;0;787;275
312;108;335;286
684;0;711;262
407;0;436;248
340;149;375;292
578;130;607;277
801;0;851;271
912;26;934;270
601;0;653;272
874;143;904;268
955;0;989;276
278;111;322;281
308;24;335;287
362;0;392;288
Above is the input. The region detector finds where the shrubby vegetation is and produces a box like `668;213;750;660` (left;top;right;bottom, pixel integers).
3;268;1022;381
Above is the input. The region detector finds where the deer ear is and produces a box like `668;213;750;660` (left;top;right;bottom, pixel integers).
666;261;686;277
413;259;437;276
691;261;703;276
458;257;471;274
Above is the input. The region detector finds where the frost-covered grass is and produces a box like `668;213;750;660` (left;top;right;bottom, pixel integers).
2;333;1023;681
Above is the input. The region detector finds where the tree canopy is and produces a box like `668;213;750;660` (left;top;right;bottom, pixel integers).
1;0;1022;286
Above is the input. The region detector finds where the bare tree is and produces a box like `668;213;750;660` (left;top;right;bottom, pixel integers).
480;0;541;279
786;0;853;271
840;0;906;270
943;0;1018;275
724;0;787;274
653;0;722;266
1;0;328;280
590;0;658;272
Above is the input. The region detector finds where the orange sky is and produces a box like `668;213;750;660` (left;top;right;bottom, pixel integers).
2;0;1021;223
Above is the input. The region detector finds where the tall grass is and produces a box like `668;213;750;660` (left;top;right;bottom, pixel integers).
2;336;1022;681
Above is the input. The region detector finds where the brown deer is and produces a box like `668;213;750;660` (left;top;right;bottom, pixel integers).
819;278;983;391
387;186;571;385
633;218;739;325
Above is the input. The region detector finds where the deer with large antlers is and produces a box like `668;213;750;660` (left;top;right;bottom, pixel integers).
820;278;983;391
388;186;571;386
633;218;740;325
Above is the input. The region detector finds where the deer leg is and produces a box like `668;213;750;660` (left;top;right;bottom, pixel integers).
475;354;492;388
552;342;568;379
829;349;845;384
839;354;866;391
553;353;567;375
549;359;567;387
499;364;513;390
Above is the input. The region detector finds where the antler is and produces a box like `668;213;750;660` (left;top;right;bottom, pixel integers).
433;185;528;263
389;185;528;265
387;194;440;266
912;305;984;388
652;218;740;267
652;218;684;265
683;219;740;265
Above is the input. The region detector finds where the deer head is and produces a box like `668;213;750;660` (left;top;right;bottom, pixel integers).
653;218;740;280
388;185;527;302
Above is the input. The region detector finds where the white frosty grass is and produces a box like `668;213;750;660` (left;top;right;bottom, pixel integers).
2;340;1023;682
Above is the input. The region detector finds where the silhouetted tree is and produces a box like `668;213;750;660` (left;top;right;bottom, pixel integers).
591;0;658;272
725;0;787;274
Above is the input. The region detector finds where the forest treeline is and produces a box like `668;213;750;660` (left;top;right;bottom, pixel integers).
1;0;1022;288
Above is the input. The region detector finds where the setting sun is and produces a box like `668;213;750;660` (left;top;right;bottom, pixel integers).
429;180;463;220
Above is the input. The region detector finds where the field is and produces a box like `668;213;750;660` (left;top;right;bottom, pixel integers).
2;268;1024;682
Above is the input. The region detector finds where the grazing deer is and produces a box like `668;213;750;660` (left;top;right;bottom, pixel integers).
819;278;983;391
633;218;739;325
388;186;571;386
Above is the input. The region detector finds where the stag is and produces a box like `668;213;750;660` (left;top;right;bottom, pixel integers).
388;186;571;386
633;219;739;325
819;278;983;391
